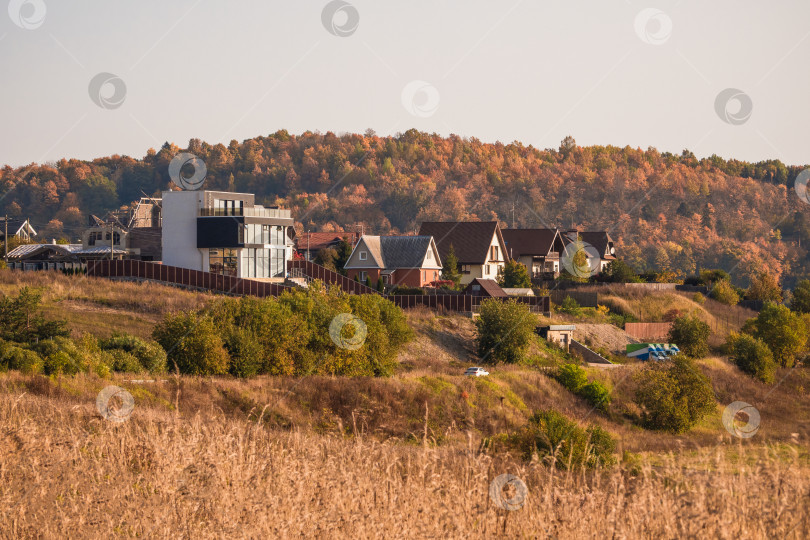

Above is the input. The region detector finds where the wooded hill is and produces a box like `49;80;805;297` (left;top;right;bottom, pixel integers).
2;130;809;286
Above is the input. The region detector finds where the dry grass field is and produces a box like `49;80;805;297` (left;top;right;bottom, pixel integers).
1;379;809;539
2;272;810;537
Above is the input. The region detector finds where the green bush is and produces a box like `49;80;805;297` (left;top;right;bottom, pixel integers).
555;363;612;411
152;312;230;375
475;299;536;364
633;356;716;433
710;280;740;306
556;363;587;392
580;380;612;411
727;333;776;383
748;303;808;368
3;346;43;375
668;314;711;358
101;334;167;374
102;349;145;374
556;296;582;316
692;293;706;304
224;327;264;378
516;409;616;469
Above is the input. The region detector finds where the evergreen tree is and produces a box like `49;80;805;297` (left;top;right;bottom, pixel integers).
441;243;462;286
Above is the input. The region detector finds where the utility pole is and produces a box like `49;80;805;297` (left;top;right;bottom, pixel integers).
110;222;114;261
3;215;7;263
306;229;310;261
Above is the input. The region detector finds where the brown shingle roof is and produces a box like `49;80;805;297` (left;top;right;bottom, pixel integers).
296;232;359;253
418;221;504;265
464;278;508;298
501;228;559;258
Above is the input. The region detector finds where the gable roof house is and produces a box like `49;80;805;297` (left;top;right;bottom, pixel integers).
0;218;36;243
344;235;442;287
501;228;568;280
417;222;509;285
295;231;360;261
463;278;508;298
563;230;617;273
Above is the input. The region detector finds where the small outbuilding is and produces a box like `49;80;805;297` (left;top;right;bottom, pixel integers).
464;278;508;298
536;324;576;352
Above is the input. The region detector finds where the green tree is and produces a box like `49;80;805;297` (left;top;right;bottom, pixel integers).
748;303;808;368
497;260;532;288
0;287;69;343
335;238;353;275
791;279;810;314
602;259;639;283
727;333;776;383
475;299;536;364
314;247;338;271
152;312;229;375
667;314;711;358
376;277;385;292
633;356;716;433
441;243;462;286
746;272;783;303
710;279;740;306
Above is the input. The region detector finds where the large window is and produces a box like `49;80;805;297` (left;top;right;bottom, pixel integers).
244;248;286;278
245;224;286;246
213;199;244;216
209;248;238;277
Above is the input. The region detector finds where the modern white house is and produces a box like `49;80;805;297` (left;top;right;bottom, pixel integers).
161;190;295;279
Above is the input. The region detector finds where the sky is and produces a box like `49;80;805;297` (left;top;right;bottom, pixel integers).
0;0;809;167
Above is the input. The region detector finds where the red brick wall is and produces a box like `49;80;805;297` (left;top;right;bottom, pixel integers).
346;268;381;284
349;267;440;287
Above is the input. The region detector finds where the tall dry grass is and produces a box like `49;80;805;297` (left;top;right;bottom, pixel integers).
1;381;808;538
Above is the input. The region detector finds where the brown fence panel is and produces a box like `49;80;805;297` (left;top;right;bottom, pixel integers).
624;322;673;341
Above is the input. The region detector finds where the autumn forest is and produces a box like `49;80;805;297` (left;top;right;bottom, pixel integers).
2;130;809;287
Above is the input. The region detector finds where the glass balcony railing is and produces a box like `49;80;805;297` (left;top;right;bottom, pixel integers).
199;206;291;219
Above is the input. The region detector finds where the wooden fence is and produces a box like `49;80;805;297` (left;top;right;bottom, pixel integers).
389;294;549;313
287;259;380;295
87;260;291;297
624;322;673;341
549;290;598;308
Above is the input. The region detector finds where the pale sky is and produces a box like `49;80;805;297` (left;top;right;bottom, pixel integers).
1;0;808;167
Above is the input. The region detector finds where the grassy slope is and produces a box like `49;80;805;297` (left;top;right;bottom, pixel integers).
1;270;809;455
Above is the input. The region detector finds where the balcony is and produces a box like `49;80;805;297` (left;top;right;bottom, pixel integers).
199;206;291;219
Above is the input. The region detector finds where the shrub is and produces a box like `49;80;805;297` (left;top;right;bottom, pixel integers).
692;293;706;304
3;346;43;374
710;280;740;306
668;314;711;358
516;409;615;469
389;285;424;295
152;312;229;375
556;363;587;392
633;356;716;433
727;333;776;383
224;327;263;378
101;334;168;374
475;299;536;364
555;363;612;411
556;296;582;316
102;349;144;374
580;380;612;411
748;303;808;368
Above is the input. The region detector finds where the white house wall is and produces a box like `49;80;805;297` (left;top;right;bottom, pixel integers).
162;191;205;271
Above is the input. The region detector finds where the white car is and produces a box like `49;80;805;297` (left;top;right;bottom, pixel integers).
464;367;489;377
